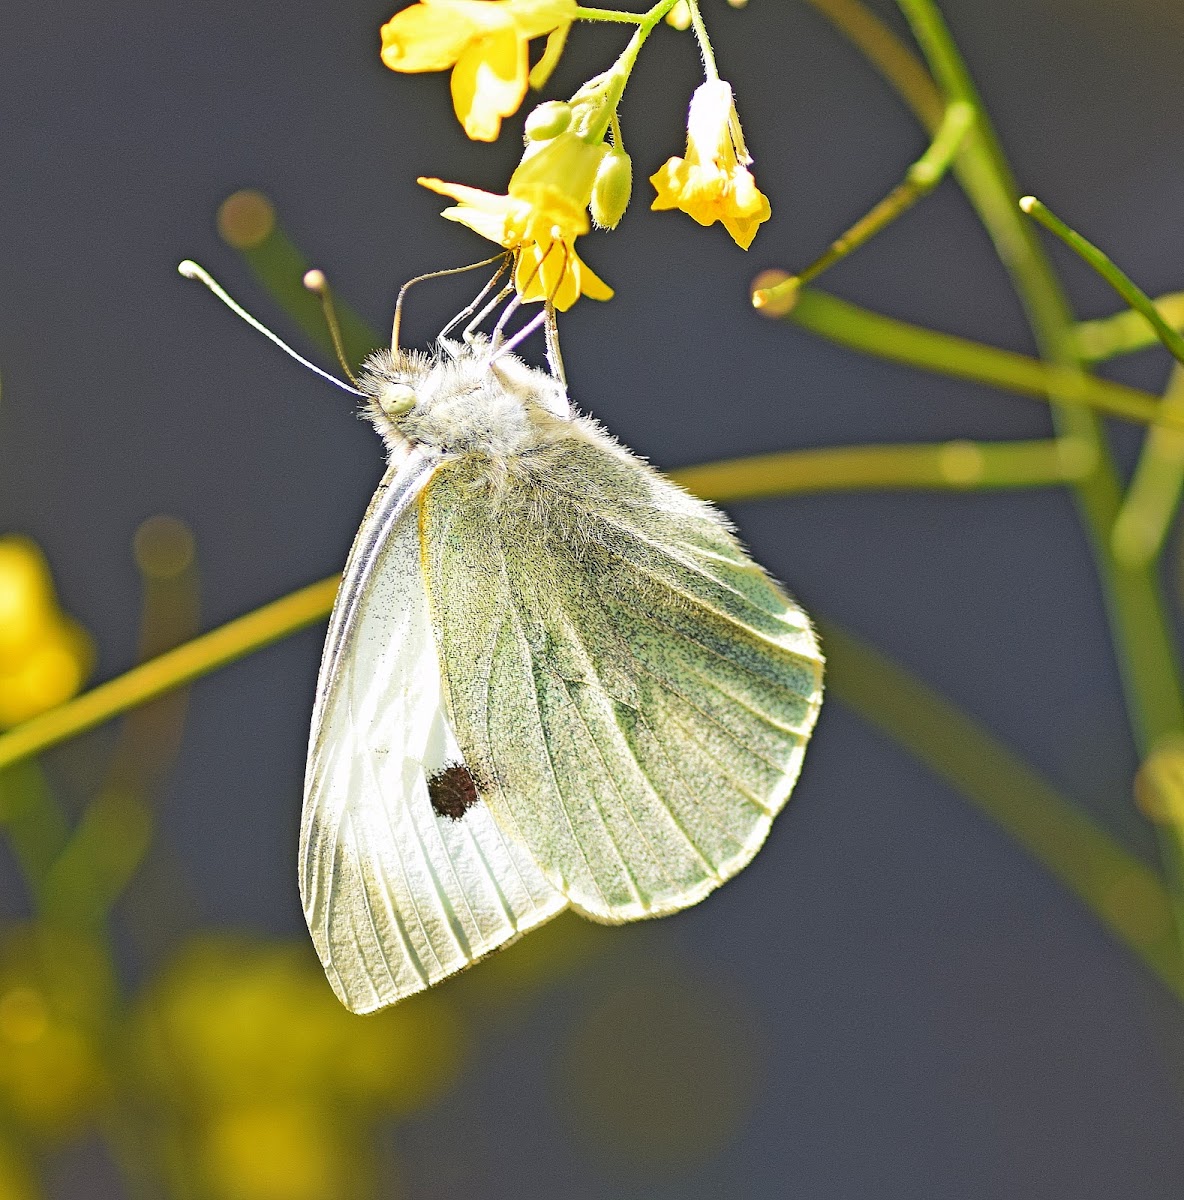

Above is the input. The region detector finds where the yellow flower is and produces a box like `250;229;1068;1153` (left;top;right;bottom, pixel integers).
0;927;112;1139
650;79;771;249
419;173;614;310
380;0;577;141
0;536;93;729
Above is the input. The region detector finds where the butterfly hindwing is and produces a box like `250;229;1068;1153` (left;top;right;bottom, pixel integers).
420;425;824;923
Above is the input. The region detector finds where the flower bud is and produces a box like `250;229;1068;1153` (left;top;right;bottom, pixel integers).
524;101;573;141
589;145;632;229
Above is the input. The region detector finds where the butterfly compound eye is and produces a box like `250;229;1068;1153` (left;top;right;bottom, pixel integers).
378;382;417;418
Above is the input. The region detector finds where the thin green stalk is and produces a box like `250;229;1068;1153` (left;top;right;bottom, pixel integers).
0;577;340;773
798;0;944;130
888;0;1184;747
219;206;379;370
0;437;1090;772
1021;196;1184;369
799;0;1184;950
892;0;1184;940
611;0;686;76
760;285;1175;429
685;0;720;80
675;438;1088;501
760;100;973;305
1112;365;1184;569
0;760;70;902
1077;293;1184;362
821;619;1184;1003
574;5;648;22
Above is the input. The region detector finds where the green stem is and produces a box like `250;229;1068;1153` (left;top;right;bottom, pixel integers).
892;0;1184;742
1076;293;1184;362
769;100;973;299
614;0;683;76
798;0;944;130
675;438;1088;501
574;5;648;23
223;214;379;370
1020;196;1184;369
821;619;1184;1003
760;286;1175;429
0;435;1095;773
1112;365;1184;569
685;0;720;80
0;577;339;773
0;760;70;903
892;0;1184;937
803;0;1184;952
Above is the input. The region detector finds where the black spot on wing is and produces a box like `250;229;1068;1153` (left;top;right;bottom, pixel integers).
428;763;481;821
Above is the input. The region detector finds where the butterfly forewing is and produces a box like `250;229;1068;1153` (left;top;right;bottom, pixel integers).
300;452;566;1014
420;429;824;923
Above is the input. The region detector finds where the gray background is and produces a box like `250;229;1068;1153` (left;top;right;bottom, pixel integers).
3;0;1184;1195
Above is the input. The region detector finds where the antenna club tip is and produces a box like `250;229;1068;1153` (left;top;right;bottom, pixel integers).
303;269;327;294
1018;195;1039;214
178;260;201;279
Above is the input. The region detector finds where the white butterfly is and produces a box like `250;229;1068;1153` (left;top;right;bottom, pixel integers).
299;334;824;1014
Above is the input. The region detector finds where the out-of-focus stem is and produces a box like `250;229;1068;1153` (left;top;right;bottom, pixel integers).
1021;196;1184;369
0;577;340;772
1076;294;1184;362
893;0;1184;937
761;100;972;302
1112;366;1184;569
821;619;1184;1004
798;0;943;129
675;438;1090;501
755;285;1173;429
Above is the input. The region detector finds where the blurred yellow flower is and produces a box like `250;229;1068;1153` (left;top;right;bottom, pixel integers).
380;0;577;141
0;536;93;728
134;937;467;1200
650;79;771;249
419;173;613;310
0;927;112;1139
203;1102;353;1200
0;1138;37;1200
135;937;464;1112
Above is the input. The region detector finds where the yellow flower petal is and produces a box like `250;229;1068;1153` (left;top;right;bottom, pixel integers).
417;176;510;209
439;203;515;245
450;24;527;141
572;254;613;302
380;2;477;71
382;0;574;138
506;0;578;39
648;81;771;249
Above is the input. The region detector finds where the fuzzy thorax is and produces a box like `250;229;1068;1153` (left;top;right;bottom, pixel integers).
358;341;574;479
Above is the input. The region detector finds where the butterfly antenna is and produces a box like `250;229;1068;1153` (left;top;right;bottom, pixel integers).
303;270;360;387
392;252;508;355
178;260;363;396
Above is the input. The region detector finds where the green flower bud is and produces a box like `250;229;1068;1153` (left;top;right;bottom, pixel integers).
524;101;573;142
589;145;632;230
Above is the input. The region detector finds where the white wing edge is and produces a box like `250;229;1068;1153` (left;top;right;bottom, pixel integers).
305;440;432;743
300;444;567;1013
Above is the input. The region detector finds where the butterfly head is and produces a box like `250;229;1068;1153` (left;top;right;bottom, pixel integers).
357;339;573;468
